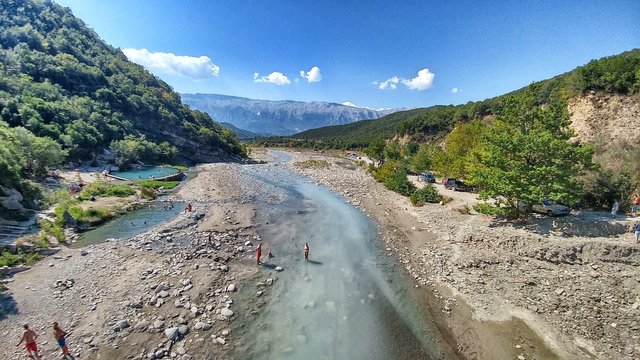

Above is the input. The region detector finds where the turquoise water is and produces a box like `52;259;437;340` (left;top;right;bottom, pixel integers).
73;202;182;247
233;151;457;360
113;166;181;180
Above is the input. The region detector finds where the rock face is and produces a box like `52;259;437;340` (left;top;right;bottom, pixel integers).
180;93;395;136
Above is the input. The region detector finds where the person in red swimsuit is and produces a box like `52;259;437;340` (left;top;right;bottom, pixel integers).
16;324;40;359
256;243;262;265
304;242;309;262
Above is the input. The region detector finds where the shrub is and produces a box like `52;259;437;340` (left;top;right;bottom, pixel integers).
135;180;180;189
473;202;513;216
384;171;416;196
139;186;156;200
410;184;442;206
0;251;19;267
78;181;135;200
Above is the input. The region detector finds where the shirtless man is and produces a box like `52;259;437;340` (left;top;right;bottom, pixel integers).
53;322;72;359
16;324;40;359
303;242;309;262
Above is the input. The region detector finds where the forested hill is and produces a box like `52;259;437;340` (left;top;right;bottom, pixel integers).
274;49;640;148
0;0;245;185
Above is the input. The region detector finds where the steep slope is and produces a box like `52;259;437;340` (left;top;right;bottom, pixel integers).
219;122;261;140
0;0;244;165
181;93;394;136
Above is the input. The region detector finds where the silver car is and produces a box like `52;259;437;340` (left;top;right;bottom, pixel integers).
519;199;570;216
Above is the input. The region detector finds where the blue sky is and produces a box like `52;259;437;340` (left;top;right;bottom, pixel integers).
55;0;639;109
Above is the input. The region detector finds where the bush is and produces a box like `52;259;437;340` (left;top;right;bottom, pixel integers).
77;181;135;200
139;186;156;200
135;180;180;189
410;184;442;206
0;251;19;267
39;219;65;242
384;171;416;196
473;202;513;216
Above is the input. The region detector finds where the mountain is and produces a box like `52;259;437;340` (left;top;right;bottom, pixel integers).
181;93;395;136
219;122;261;140
0;0;245;177
280;49;640;148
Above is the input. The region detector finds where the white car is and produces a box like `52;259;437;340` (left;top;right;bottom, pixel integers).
519;199;570;216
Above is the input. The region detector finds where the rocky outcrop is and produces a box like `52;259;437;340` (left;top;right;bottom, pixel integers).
569;93;640;146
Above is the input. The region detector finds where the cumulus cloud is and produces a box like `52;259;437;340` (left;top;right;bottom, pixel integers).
341;101;358;107
374;68;435;91
299;66;322;83
377;76;400;90
402;68;435;90
253;72;291;85
122;48;219;80
451;87;461;94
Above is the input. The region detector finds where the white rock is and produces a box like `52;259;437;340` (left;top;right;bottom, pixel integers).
226;284;236;292
178;325;189;335
216;337;226;345
153;320;165;329
221;329;230;336
164;327;179;341
220;308;234;317
275;266;283;272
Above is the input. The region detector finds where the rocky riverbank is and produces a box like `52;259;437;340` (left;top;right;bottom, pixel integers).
0;163;268;360
271;149;640;360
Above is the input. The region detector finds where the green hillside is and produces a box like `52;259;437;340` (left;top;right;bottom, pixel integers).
0;0;245;191
263;49;640;149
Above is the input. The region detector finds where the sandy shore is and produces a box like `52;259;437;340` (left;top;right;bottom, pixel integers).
1;150;637;359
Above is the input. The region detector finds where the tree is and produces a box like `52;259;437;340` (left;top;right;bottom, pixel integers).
470;92;595;214
435;120;487;179
364;137;385;162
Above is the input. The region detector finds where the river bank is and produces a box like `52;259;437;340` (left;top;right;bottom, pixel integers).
271;149;639;360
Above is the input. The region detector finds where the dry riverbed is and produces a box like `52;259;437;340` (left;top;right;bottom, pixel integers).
1;150;638;360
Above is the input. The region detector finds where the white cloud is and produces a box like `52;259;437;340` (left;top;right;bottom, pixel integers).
253;72;291;85
122;48;219;80
341;101;358;107
402;68;435;91
374;68;436;91
451;87;461;94
299;66;322;83
378;76;400;90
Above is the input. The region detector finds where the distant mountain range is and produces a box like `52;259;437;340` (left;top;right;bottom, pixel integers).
181;93;396;136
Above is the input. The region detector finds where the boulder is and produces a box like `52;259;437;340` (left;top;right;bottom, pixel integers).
226;284;236;292
178;325;189;336
114;319;129;332
220;308;233;317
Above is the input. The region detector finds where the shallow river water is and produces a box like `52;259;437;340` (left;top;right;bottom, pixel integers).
233;152;457;360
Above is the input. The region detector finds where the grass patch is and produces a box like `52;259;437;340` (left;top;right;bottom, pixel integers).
0;249;42;267
159;164;188;172
473;202;513;216
77;181;135;200
135;180;180;189
294;160;332;169
67;205;114;224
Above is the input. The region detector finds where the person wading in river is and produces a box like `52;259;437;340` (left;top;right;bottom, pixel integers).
256;243;262;265
16;324;41;359
304;242;309;262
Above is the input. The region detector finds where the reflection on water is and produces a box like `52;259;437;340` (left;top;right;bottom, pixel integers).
73;203;180;247
234;152;456;360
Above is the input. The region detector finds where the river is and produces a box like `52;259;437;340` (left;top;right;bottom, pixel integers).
232;151;457;360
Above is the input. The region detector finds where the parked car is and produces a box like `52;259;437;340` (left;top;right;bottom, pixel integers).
418;172;436;183
444;179;472;192
519;199;570;216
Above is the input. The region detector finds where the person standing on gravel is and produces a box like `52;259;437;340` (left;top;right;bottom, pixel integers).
53;322;72;359
611;199;620;218
634;222;640;243
16;324;40;359
256;243;262;265
631;194;639;216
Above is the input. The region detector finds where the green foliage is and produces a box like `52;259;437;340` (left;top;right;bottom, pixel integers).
409;144;435;173
364;137;385;162
135;180;180;189
410;184;441;206
67;205;113;224
110;136;177;169
40;219;65;242
383;141;402;160
0;249;41;267
159;164;188;172
432;120;487;179
294;159;332;169
77;181;135;200
372;160;401;183
473;202;513;216
470;92;595;214
139;186;156;200
0;0;245;192
383;171;416;197
0;251;19;267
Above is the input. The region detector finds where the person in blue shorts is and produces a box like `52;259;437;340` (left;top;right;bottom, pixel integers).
53;322;72;359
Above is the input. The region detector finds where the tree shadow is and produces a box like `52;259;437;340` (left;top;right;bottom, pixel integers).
0;290;19;320
488;212;634;238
